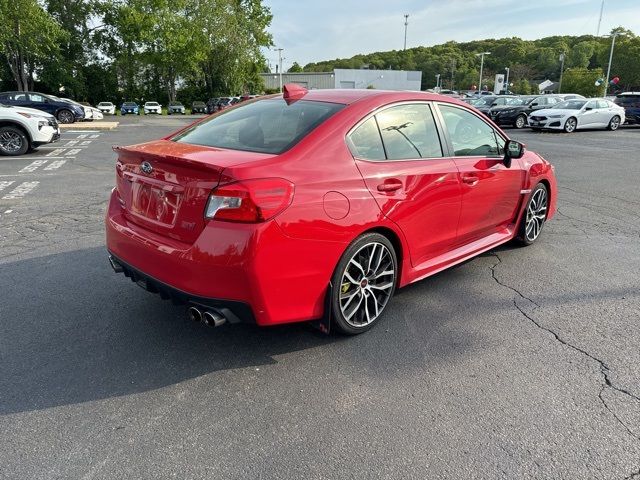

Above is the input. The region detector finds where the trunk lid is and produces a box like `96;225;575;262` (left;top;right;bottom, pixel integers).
114;140;273;244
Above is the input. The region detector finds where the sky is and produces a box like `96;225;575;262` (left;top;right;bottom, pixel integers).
262;0;640;71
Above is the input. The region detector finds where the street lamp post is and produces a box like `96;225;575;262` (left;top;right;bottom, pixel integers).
435;74;441;91
504;67;510;94
475;52;491;93
558;53;565;93
276;47;284;93
604;32;624;96
403;14;409;50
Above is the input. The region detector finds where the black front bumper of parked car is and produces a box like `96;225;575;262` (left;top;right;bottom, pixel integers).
490;110;520;125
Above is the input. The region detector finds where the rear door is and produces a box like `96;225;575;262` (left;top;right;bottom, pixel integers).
435;103;524;246
349;102;461;267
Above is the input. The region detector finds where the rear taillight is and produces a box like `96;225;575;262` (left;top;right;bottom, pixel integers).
205;178;294;223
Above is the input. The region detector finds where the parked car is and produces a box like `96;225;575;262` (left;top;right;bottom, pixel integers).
61;98;94;122
121;102;140;115
0;103;59;156
528;98;625;132
613;92;640;124
106;84;557;334
215;97;233;112
167;101;186;115
143;102;162;115
469;95;517;116
97;102;116;115
556;93;586;101
0;91;85;124
488;95;564;128
206;97;219;114
191;101;207;114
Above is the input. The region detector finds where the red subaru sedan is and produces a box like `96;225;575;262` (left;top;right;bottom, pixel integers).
106;84;557;334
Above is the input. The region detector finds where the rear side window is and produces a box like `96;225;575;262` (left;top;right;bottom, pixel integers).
348;117;385;160
174;99;344;154
376;104;443;159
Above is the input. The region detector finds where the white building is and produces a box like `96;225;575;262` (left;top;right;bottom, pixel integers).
260;68;422;91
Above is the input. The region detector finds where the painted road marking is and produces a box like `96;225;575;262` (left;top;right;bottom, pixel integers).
80;140;92;146
66;140;79;146
5;209;12;213
66;130;99;133
0;181;15;192
6;156;68;161
47;148;66;157
19;160;48;173
44;160;66;171
88;134;100;139
2;181;39;200
66;148;82;156
77;134;88;139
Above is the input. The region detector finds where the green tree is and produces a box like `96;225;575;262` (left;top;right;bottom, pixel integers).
288;62;303;73
561;67;606;97
0;0;66;91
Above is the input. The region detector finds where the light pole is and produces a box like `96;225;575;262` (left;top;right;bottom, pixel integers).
435;74;441;91
475;52;491;93
596;0;605;36
604;32;624;96
504;67;510;94
276;48;284;92
403;14;409;50
558;52;565;93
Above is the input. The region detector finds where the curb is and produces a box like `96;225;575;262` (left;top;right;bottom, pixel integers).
60;122;119;130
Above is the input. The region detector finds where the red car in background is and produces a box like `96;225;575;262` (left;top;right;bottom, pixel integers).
106;84;557;334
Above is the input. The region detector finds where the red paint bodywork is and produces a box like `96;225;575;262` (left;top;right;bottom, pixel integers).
106;89;557;326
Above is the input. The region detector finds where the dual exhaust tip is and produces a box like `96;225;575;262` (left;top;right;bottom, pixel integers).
188;306;226;327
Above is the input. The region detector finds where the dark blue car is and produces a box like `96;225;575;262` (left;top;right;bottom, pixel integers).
0;91;85;124
614;92;640;124
121;102;140;115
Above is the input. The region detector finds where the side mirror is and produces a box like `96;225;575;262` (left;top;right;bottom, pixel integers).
531;102;538;107
585;107;593;111
504;139;525;167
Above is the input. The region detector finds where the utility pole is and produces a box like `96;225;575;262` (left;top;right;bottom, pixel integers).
604;32;623;96
435;74;440;91
403;14;409;50
596;0;605;36
504;67;510;94
475;52;491;93
451;58;456;90
558;53;565;93
276;48;284;92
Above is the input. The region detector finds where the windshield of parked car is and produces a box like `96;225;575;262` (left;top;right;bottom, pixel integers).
169;102;182;106
123;102;137;106
504;98;527;106
173;98;345;154
146;102;159;106
553;100;587;110
98;102;112;106
193;101;205;105
473;97;497;106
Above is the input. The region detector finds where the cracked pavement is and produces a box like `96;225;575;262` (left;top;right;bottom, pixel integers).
0;119;639;479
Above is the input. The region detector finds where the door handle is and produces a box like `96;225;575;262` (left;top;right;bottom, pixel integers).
377;179;403;192
462;174;480;186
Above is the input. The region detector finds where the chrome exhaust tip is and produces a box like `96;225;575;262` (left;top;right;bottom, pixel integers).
188;307;202;322
202;310;226;327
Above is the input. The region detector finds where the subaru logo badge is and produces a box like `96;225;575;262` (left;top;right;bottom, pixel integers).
140;161;153;174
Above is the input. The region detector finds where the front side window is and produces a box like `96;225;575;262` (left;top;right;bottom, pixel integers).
174;98;344;154
438;104;504;157
585;100;598;110
375;104;443;159
597;100;610;109
29;94;45;103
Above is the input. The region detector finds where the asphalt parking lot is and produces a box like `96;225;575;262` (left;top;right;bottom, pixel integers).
1;116;639;479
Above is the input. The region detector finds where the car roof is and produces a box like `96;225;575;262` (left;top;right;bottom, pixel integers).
285;88;465;106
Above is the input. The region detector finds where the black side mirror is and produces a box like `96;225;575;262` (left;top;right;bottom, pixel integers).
531;102;538;107
585;107;592;111
504;139;525;167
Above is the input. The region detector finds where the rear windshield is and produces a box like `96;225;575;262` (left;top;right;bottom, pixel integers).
173;98;345;154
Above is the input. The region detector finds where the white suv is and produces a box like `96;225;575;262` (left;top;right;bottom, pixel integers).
143;102;162;114
0;104;60;156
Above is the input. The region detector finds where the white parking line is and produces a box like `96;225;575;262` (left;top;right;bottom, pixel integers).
19;160;48;173
43;160;66;171
88;134;100;139
65;130;99;133
6;156;70;161
2;181;39;200
80;140;92;146
0;181;15;192
47;148;66;156
65;140;79;146
66;148;82;156
76;134;88;139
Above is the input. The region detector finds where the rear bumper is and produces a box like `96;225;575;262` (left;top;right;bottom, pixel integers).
107;253;255;324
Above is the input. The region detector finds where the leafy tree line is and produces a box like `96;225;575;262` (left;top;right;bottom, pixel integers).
0;0;272;106
300;27;639;96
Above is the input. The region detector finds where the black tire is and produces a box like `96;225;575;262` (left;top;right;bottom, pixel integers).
56;109;74;124
608;115;621;131
564;117;577;133
514;114;527;129
331;232;398;335
516;183;549;246
0;126;29;156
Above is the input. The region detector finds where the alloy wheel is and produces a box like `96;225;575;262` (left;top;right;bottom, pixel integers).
525;187;547;242
339;242;395;327
0;130;24;154
609;116;620;131
515;115;526;129
57;110;73;124
564;117;576;133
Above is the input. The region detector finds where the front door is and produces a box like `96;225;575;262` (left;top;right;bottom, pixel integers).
435;103;524;245
348;103;461;267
